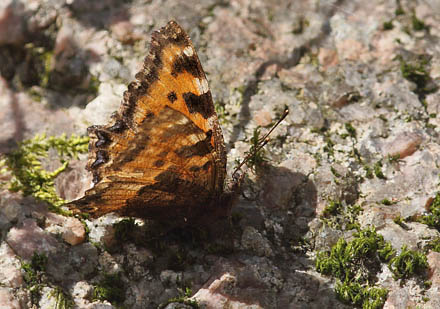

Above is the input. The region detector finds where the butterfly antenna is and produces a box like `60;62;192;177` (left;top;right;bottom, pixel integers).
232;109;289;177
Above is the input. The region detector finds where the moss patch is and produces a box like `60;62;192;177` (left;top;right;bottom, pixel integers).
389;245;428;279
316;228;392;308
240;127;268;173
419;192;440;230
114;218;138;242
93;272;126;305
1;134;88;212
397;55;437;99
321;200;362;231
373;160;386;179
383;21;394;30
317;225;429;308
425;237;440;253
49;286;74;309
21;252;48;305
158;287;200;309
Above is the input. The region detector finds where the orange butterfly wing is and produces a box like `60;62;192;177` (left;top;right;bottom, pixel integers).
68;21;226;222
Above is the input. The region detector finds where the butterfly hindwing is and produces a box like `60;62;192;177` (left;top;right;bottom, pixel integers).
69;21;226;221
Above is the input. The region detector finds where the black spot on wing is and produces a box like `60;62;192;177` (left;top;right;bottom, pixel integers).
171;54;203;78
154;160;164;167
90;150;108;169
182;92;214;119
168;91;177;103
94;130;111;148
108;118;128;133
140;112;154;124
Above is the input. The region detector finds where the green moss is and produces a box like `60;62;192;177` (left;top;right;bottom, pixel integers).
412;14;426;31
400;58;428;87
316;227;393;308
383;21;394;30
387;154;401;163
22;252;47;284
323;137;335;158
292;17;309;34
322;200;343;217
243;127;267;172
398;55;437;98
93;273;126;305
330;166;341;178
235;85;246;97
335;280;388;309
389;245;428;279
49;286;74;309
1;134;88;212
168;247;192;271
419;192;440;230
393;215;406;228
321;200;362;231
425;237;440;252
373;160;386;179
378;241;395;262
81;219;90;241
87;75;100;95
214;101;229;125
344;123;357;139
39;50;53;89
21;252;48;305
158;287;200;309
114;218;138;242
395;6;405;16
424;281;432;289
426;123;437;130
378;114;388;122
363;164;374;179
22;43;54;89
381;198;396;206
27;87;44;102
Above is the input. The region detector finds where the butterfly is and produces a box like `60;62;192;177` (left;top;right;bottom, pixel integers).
68;21;237;224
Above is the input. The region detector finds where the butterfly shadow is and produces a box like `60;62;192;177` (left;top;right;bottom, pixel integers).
234;164;318;253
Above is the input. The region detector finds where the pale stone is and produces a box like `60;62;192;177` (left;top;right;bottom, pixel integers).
6;219;59;260
0;242;22;288
382;132;423;159
193;273;264;309
0;287;20;309
62;217;86;246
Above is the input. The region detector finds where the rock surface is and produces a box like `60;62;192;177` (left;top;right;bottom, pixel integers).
0;0;439;308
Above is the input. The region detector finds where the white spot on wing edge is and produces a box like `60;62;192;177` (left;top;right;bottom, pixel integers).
183;46;194;56
195;78;209;94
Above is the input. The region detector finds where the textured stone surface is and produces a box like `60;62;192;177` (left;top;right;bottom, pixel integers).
0;0;439;308
6;219;59;260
